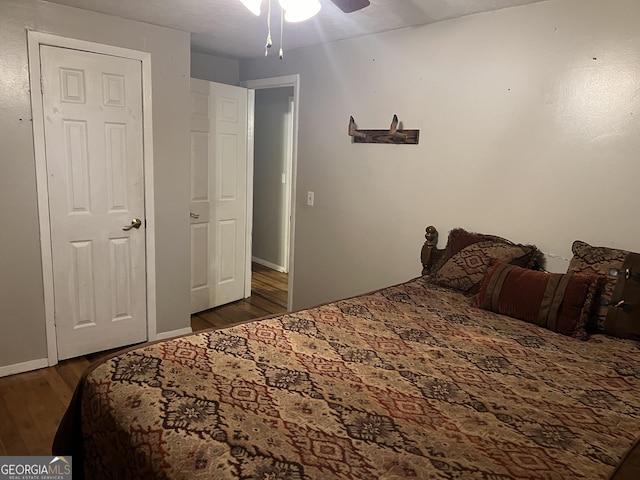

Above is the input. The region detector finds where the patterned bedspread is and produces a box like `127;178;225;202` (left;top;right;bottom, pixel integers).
55;278;640;479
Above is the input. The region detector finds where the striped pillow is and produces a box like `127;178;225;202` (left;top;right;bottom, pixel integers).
476;262;601;340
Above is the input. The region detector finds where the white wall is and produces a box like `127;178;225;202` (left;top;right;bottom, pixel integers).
240;0;640;310
191;51;240;85
0;0;192;371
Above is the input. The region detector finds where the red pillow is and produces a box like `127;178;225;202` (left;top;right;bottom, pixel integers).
476;262;601;340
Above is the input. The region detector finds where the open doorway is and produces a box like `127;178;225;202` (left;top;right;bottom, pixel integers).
244;75;299;311
250;86;294;307
252;87;293;274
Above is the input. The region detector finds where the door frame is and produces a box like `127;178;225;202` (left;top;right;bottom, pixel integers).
242;75;300;311
27;31;157;365
282;94;295;273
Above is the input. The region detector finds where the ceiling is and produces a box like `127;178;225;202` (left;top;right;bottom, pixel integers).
44;0;548;59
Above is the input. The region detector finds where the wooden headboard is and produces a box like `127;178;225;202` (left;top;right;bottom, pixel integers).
421;225;446;275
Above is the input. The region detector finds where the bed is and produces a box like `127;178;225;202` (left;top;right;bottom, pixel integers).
54;226;640;479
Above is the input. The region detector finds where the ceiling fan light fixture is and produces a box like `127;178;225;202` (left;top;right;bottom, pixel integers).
279;0;321;22
239;0;262;16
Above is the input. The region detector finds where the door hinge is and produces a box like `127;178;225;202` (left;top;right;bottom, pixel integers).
40;76;44;95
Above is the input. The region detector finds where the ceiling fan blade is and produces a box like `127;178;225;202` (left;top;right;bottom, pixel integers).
329;0;371;14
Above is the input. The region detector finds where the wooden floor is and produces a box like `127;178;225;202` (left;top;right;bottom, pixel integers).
191;262;288;331
0;263;287;456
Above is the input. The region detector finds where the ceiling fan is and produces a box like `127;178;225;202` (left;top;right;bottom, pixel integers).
241;0;370;20
330;0;371;13
240;0;371;57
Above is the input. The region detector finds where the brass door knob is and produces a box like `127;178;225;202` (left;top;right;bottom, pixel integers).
122;218;142;231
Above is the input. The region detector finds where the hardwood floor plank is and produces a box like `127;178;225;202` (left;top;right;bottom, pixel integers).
1;386;47;455
252;289;287;309
192;309;229;330
35;380;69;446
45;368;78;408
251;263;288;308
191;315;214;332
0;394;28;455
197;302;261;326
241;294;286;315
192;263;288;329
0;431;8;456
54;357;90;392
15;380;65;455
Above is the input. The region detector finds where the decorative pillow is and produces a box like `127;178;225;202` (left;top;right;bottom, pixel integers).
433;228;544;275
567;240;640;339
476;262;601;340
433;240;538;293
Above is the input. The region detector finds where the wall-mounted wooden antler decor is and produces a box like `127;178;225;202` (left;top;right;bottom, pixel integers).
348;115;419;144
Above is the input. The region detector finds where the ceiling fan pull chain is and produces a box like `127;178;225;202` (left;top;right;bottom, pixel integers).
279;6;284;59
265;0;273;56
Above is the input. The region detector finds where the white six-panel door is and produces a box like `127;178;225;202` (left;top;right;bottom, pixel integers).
41;45;147;360
190;79;249;313
190;79;213;312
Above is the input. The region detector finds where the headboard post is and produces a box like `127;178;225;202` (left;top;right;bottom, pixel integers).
421;225;440;276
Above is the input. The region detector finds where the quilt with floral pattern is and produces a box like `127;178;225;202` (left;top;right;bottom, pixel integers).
55;278;640;479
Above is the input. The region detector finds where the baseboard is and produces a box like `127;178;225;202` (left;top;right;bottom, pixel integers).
0;358;49;378
155;327;193;341
252;256;287;273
